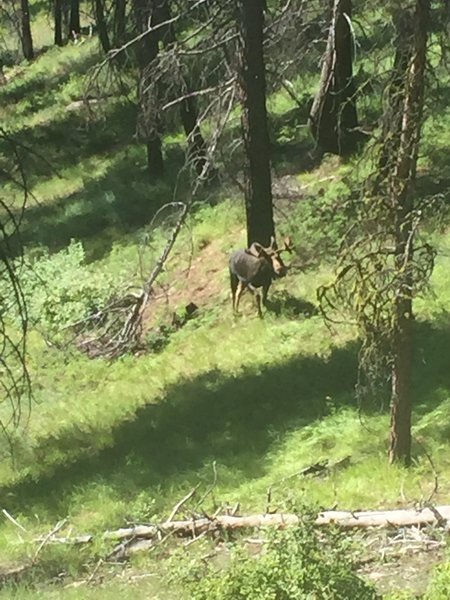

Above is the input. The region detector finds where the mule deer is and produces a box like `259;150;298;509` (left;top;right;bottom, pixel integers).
229;236;293;318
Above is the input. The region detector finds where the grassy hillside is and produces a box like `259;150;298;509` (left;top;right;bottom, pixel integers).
1;4;450;598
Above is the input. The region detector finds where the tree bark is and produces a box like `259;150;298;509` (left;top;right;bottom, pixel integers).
94;0;111;53
134;0;164;179
54;0;64;46
309;0;359;156
68;0;81;40
20;0;34;60
388;0;429;465
237;0;274;248
113;0;127;47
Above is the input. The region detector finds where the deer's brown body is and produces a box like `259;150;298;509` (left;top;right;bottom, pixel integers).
229;237;293;318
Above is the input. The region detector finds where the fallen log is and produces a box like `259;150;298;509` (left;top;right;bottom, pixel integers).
27;505;450;556
316;505;450;528
102;505;450;542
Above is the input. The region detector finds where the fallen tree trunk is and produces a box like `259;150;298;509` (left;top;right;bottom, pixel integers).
28;505;450;561
103;505;450;543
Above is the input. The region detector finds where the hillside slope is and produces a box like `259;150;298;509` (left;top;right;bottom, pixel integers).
1;8;450;598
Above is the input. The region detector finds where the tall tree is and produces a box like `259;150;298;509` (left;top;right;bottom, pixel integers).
134;0;164;178
388;0;430;465
236;0;274;247
113;0;127;48
68;0;80;40
319;0;432;467
309;0;359;156
54;0;64;46
20;0;34;60
94;0;111;53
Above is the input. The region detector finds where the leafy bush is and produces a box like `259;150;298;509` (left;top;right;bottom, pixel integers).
178;523;378;600
20;240;113;334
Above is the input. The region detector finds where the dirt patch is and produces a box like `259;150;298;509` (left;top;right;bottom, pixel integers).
361;547;443;596
142;239;229;331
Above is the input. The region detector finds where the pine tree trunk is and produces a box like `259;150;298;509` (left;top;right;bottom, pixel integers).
114;0;127;47
54;0;64;46
146;138;164;178
68;0;81;40
134;0;164;179
94;0;111;53
309;0;359;156
20;0;34;60
390;181;414;465
237;0;274;247
388;0;429;465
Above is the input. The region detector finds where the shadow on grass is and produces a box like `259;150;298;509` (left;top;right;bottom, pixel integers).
3;321;450;516
266;292;318;318
0;45;100;105
7;142;191;261
2;340;360;515
414;321;450;412
1;100;137;179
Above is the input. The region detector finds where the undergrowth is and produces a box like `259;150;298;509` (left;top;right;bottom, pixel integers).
174;523;377;600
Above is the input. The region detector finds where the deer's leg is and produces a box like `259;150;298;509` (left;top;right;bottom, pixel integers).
255;292;263;318
230;271;239;311
235;281;246;313
262;283;270;307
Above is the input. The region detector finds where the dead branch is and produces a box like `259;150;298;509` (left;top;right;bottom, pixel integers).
1;508;27;532
33;519;68;563
167;486;199;523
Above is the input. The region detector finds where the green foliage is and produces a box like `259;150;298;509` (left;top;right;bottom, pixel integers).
424;560;450;600
20;240;113;333
177;524;377;600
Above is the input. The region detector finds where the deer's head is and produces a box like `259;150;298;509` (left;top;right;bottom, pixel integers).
248;236;294;278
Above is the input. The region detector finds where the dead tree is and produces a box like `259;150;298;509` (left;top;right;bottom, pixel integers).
236;0;275;247
309;0;359;156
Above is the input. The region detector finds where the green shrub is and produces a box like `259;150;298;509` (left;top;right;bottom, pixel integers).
20;240;113;335
178;523;378;600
